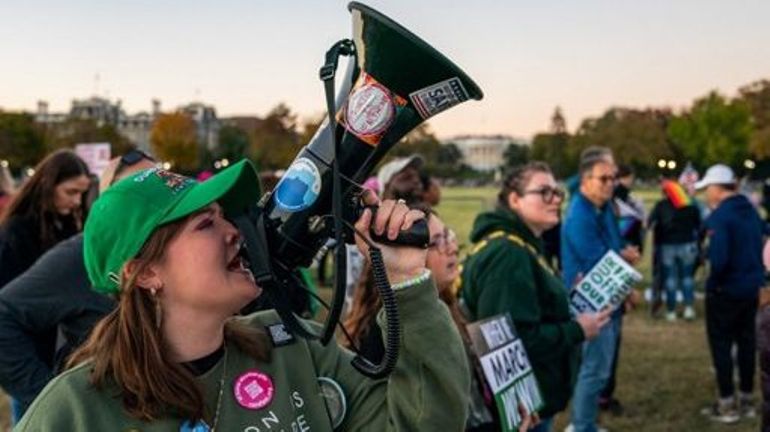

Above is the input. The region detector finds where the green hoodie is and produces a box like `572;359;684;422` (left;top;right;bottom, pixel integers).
15;279;469;431
461;207;584;418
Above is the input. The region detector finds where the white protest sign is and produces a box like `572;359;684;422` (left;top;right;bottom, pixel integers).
75;143;111;177
467;314;544;431
569;250;643;314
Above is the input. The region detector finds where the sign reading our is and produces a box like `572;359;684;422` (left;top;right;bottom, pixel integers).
467;314;543;431
569;250;643;315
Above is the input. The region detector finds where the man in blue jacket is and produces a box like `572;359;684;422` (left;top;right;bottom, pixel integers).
696;164;765;424
562;154;640;432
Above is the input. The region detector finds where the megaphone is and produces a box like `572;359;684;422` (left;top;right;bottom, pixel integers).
235;2;482;378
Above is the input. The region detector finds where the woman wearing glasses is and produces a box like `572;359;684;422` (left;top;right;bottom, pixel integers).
343;206;461;363
461;162;610;432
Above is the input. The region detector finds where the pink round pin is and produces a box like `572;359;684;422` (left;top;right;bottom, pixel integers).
234;369;274;410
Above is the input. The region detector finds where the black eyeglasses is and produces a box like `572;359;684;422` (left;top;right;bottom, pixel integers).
522;186;566;204
590;174;617;185
427;228;457;255
112;149;155;184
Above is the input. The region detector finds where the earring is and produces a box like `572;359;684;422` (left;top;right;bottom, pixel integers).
150;287;162;330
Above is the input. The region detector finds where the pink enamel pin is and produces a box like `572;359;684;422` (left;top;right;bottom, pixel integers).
234;369;275;410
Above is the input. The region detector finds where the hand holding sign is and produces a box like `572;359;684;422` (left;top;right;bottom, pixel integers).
569;250;643;315
575;308;612;340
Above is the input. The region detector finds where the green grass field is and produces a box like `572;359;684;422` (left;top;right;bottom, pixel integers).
0;186;760;431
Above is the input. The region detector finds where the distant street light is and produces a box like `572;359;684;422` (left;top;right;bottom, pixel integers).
162;162;172;170
657;159;667;169
221;158;230;168
0;160;8;168
26;168;35;177
667;160;677;170
744;159;756;170
214;161;222;169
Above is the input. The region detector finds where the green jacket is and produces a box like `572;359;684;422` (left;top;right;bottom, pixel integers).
15;279;469;431
461;207;584;418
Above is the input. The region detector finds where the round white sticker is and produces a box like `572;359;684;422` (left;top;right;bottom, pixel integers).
345;83;395;136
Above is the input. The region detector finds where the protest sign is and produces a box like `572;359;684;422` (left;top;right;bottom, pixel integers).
569;250;642;314
467;314;543;431
75;143;111;177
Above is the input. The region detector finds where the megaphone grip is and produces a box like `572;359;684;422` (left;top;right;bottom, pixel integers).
367;208;430;249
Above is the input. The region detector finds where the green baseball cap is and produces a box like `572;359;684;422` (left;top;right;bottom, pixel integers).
84;159;261;294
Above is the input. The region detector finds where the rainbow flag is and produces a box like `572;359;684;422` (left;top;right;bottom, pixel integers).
662;180;692;209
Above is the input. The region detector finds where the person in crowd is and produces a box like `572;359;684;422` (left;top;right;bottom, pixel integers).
543;146;615;270
695;164;765;423
0;149;90;424
421;172;442;207
613;164;645;253
758;285;770;432
561;155;641;432
647;179;702;321
16;160;469;431
378;155;425;205
0;149;91;288
598;164;645;416
345;204;537;431
462;162;610;432
0;162;15;215
0;151;156;420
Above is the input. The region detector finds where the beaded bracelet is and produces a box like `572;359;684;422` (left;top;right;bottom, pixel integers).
390;269;432;291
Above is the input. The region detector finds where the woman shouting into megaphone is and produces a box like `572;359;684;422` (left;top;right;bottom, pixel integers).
14;160;469;432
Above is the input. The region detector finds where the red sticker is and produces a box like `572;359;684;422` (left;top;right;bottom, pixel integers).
341;72;406;147
234;370;274;410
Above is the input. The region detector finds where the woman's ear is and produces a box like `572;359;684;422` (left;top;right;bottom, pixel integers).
507;191;520;211
123;259;162;292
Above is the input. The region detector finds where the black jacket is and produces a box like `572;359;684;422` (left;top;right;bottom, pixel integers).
0;234;114;413
0;213;79;288
648;199;702;245
705;194;765;299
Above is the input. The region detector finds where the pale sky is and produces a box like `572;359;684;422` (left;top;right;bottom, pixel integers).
1;0;769;140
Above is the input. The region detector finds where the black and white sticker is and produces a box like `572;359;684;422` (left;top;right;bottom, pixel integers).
267;323;295;347
409;77;469;119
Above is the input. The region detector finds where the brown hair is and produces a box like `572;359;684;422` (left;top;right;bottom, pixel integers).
0;149;90;247
341;261;380;350
68;218;270;423
498;161;553;208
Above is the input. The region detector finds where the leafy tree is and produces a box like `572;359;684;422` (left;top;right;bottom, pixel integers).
502;142;530;168
739;80;770;159
569;108;674;177
249;103;302;170
0;112;46;170
667;91;753;169
151;113;199;173
530;107;572;177
217;124;250;163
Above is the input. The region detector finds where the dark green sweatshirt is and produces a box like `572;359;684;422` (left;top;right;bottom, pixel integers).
15;279;469;431
461;207;584;418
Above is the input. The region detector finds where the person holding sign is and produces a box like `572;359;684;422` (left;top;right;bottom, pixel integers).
561;154;640;432
462;162;610;432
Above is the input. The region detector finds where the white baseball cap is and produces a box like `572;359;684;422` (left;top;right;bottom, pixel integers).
694;164;735;190
377;155;423;195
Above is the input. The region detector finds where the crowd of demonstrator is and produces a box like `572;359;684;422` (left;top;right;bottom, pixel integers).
1;147;769;432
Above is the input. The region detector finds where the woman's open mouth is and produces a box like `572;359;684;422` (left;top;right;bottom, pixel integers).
227;243;256;282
